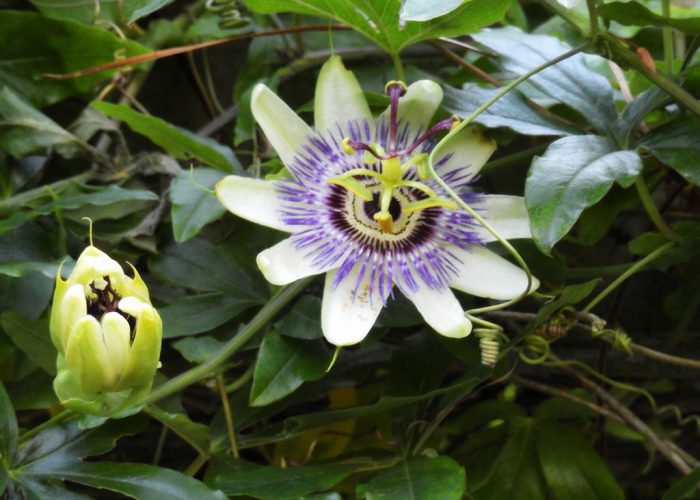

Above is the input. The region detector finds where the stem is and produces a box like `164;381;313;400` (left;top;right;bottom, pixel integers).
585;0;598;38
662;0;674;74
427;44;592;315
391;52;406;81
184;453;208;477
552;354;693;475
605;36;700;118
581;242;675;314
134;278;312;407
217;374;239;458
635;177;676;240
225;364;255;393
18;409;74;444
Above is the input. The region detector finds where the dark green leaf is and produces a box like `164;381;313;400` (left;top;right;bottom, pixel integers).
172;336;224;364
245;0;510;55
599;1;700;33
536;424;625;500
443;83;578;136
275;295;323;339
160;293;258;338
29;0;174;25
525;135;642;253
628;222;700;270
0;87;90;159
205;456;356;499
640;117;700;186
149;238;266;300
661;467;700;500
356;456;466;500
472;28;620;138
0;312;56;375
0;11;149;107
170;168;226;242
618;87;668;142
400;0;465;22
470;417;545;499
533;279;601;327
0;380;18;466
92;101;238;172
50;461;225;500
250;331;330;406
145;405;211;456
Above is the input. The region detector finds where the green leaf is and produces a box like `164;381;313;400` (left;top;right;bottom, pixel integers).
618;87;668;142
244;0;510;55
0;380;18;466
0;87;90;159
469;417;544;499
49;462;225;500
525;135;642;253
250;331;330;406
0;312;56;375
442;83;578;136
275;295;323;339
145;405;211;456
599;1;700;33
399;0;465;22
640;117;700;186
92;101;238;172
472;27;620;138
0;11;149;107
170;168;226;242
172;336;224;364
160;293;258;338
533;279;601;328
661;467;700;500
536;424;625;500
29;0;174;25
149;238;266;300
205;456;357;499
357;456;465;500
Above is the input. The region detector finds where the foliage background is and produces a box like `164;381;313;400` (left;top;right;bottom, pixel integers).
1;0;700;498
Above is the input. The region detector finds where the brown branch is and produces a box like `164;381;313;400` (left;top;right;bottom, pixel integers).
427;41;503;87
550;353;694;475
44;24;351;80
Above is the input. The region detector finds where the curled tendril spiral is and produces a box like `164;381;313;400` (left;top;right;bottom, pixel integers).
205;0;250;29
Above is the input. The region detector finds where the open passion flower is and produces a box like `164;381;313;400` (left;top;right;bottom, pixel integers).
217;56;538;346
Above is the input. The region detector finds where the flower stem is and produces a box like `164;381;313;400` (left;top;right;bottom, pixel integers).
217;374;239;458
134;277;312;408
635;176;677;240
581;241;675;314
662;0;674;74
390;52;406;81
18;409;74;444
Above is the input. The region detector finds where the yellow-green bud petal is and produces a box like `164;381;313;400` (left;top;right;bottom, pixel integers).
116;303;162;391
65;316;116;394
101;312;131;378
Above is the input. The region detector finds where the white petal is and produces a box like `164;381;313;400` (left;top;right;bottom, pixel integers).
379;80;442;139
118;296;149;317
71;246;123;285
314;56;373;134
474;195;533;242
321;265;389;346
433;125;496;182
216;175;292;232
399;284;472;338
251;84;313;169
100;312;131;376
449;246;539;300
256;237;339;286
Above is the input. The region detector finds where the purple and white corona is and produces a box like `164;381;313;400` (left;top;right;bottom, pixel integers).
216;56;538;346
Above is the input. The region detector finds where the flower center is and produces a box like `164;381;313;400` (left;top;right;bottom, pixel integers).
327;80;460;234
87;276;136;334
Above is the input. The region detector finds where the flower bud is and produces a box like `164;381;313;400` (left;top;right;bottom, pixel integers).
49;245;162;415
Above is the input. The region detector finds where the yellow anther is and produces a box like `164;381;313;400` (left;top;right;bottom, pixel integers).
363;150;377;165
384;80;408;95
403;197;458;214
373;211;393;233
450;115;461;130
341;137;356;155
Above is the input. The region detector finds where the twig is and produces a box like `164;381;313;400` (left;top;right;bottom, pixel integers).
550;354;694;475
427;41;502;86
